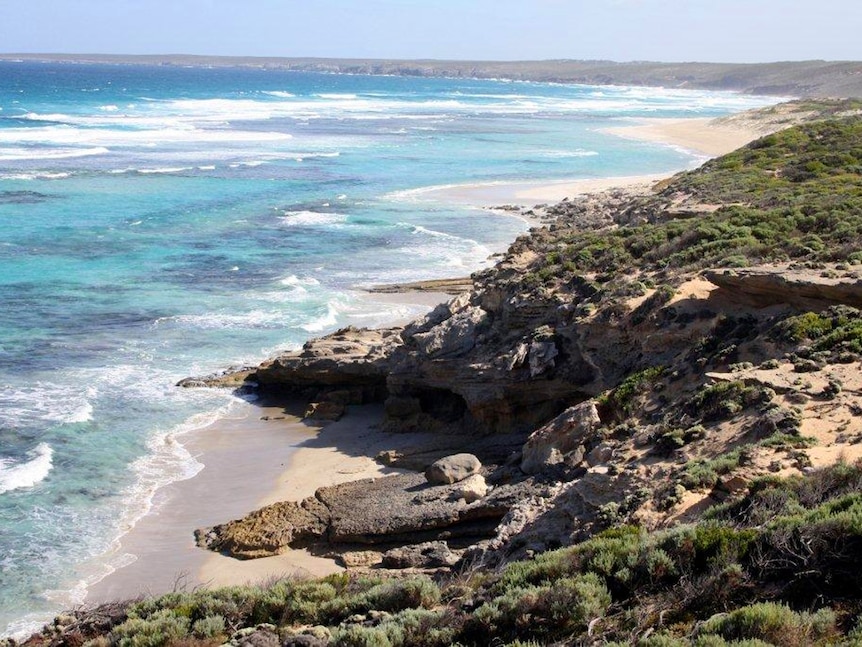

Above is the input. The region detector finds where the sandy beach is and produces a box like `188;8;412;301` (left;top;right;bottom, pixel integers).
84;112;769;604
603;116;766;157
414;173;670;210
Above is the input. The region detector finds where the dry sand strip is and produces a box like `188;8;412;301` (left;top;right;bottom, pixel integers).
602;116;767;157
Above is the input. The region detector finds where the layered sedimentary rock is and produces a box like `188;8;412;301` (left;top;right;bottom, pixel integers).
705;266;862;309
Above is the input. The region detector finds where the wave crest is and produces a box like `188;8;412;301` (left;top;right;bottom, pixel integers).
0;443;53;495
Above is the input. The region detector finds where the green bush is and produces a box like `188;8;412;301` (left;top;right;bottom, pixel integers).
111;609;191;647
687;381;770;422
699;602;837;646
191;615;225;639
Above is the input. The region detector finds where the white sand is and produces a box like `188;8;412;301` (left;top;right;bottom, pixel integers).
603;117;764;157
420;174;668;209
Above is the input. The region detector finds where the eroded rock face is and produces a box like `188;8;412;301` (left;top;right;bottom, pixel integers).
705;266;862;309
412;306;488;359
253;326;404;401
520;402;601;475
425;453;482;485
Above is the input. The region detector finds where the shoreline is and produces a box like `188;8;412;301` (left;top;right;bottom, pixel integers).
80;110;768;606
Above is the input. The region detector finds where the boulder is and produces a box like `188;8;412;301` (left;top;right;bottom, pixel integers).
382;541;461;569
521;402;601;475
456;474;489;503
425;453;482;485
282;637;328;647
229;626;279;647
586;443;614;467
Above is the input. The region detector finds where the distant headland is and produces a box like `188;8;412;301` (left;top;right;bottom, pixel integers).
2;54;862;97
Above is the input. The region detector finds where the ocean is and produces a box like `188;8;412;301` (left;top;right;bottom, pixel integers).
0;61;774;634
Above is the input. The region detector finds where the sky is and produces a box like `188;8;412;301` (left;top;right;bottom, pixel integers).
0;0;859;63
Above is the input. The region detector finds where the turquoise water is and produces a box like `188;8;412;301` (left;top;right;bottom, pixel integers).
0;61;775;634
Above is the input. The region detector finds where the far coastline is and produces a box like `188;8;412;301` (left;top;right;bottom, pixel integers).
1;53;861;97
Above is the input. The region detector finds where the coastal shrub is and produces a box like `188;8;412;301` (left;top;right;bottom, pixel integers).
693;639;775;647
325;576;441;623
191;615;225;640
687;381;769;421
127;586;259;629
377;609;459;647
600;366;665;416
698;602;838;646
680;450;745;491
253;579;339;625
110;609;191;647
332;625;397;647
468;574;611;641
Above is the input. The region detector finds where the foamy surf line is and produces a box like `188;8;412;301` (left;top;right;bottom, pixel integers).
9;397;242;636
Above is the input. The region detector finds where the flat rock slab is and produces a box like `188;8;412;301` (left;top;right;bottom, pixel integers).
199;472;532;559
318;472;513;544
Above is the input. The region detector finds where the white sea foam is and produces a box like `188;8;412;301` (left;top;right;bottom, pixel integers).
0;123;292;147
0;146;109;161
158;310;288;330
0;443;54;495
0;171;71;180
532;149;599;158
263;91;295;98
66;400;94;424
280;274;321;288
136;166;194;175
279;210;349;227
316;93;359;100
0;384;96;428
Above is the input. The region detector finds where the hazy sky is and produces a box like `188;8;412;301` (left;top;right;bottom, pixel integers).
0;0;859;63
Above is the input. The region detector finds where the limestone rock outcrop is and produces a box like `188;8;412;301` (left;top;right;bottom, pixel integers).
253;326;404;401
381;541;461;569
195;498;330;559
